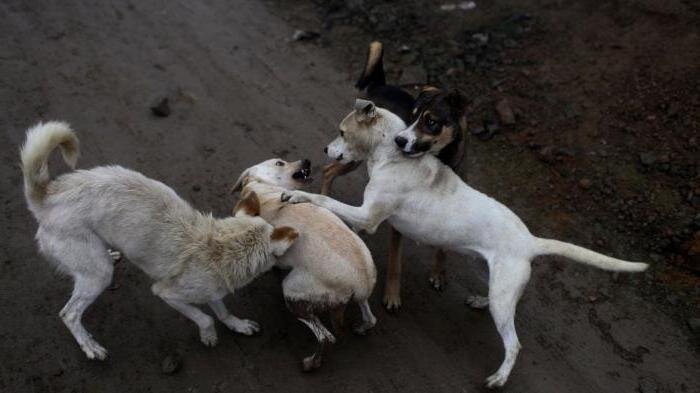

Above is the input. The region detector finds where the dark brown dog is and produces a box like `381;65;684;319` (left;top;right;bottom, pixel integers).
321;41;467;310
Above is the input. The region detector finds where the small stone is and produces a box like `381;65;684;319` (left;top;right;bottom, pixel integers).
440;4;457;11
638;377;660;393
291;30;319;41
579;178;592;189
150;98;171;117
162;355;181;375
458;1;477;10
472;33;489;44
495;99;516;125
399;44;411;53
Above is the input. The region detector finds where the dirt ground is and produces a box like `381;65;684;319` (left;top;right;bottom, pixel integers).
0;0;698;392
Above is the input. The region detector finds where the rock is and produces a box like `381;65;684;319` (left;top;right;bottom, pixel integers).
471;120;498;141
458;1;477;10
162;355;181;375
399;44;411;53
639;152;656;166
440;4;457;11
688;318;700;334
638;377;660;393
495;99;516;125
579;178;592;189
472;33;489;44
150;98;171;117
291;30;319;41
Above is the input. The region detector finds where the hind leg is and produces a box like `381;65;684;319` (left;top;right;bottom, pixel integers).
353;299;377;335
44;234;114;360
208;298;260;336
428;248;448;291
484;258;531;388
298;315;336;371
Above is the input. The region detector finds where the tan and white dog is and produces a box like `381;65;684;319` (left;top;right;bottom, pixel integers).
20;122;298;360
231;158;377;371
281;100;649;388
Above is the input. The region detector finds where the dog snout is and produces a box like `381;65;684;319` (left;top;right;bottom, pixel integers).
394;136;408;149
336;153;344;161
301;159;311;169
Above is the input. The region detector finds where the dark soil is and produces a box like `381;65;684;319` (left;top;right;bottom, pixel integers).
1;1;698;392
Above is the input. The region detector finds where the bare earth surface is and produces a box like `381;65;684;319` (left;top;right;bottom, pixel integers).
0;1;698;392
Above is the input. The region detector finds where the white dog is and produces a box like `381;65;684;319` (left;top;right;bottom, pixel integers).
20;122;298;360
281;100;649;388
231;158;377;371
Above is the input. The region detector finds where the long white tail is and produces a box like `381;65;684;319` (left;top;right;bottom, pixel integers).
20;121;79;209
534;238;648;272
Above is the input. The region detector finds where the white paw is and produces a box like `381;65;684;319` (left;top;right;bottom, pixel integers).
485;371;508;389
81;339;108;360
280;191;308;204
199;326;218;346
228;318;260;336
352;320;376;335
465;295;489;309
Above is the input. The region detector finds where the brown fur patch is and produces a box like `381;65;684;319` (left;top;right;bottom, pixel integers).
233;191;260;216
271;226;299;242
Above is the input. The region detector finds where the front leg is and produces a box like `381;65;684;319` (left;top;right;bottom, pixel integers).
281;190;389;234
208;298;260;336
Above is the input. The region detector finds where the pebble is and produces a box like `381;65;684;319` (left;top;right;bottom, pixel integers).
162;355;181;375
495;99;516;125
578;178;592;189
150;97;171;117
291;30;319;41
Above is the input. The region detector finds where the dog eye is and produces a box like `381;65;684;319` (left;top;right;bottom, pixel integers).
340;130;345;137
426;118;440;132
275;161;284;166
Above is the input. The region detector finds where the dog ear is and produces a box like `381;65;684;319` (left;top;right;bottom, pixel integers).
446;89;467;118
233;191;260;217
354;99;377;121
412;86;440;116
230;169;251;194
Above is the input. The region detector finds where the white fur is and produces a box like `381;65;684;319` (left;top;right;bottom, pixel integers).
282;101;648;388
20;122;295;359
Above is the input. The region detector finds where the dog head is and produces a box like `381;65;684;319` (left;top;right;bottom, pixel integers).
231;158;312;193
394;87;467;161
325;99;405;164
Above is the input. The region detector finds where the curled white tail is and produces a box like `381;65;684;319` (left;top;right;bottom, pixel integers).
20;121;79;208
534;238;648;272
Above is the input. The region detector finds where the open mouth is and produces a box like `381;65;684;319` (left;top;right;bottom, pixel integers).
292;166;313;184
402;150;426;158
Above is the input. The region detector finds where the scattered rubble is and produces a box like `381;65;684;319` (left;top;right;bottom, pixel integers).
291;29;320;41
150;97;171;117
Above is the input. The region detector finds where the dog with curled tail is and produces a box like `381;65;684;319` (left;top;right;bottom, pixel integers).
20;121;298;360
